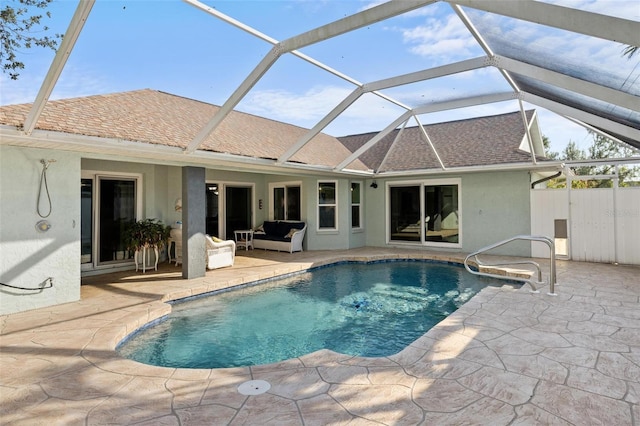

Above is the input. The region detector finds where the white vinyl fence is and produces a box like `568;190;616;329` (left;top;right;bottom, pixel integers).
531;186;640;265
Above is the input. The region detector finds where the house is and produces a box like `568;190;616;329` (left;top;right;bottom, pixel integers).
0;89;553;315
1;0;638;318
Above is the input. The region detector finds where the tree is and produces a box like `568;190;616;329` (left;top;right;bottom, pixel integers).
542;135;560;160
545;133;639;188
586;133;639;187
0;0;61;80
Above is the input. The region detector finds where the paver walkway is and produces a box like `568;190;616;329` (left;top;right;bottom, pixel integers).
1;248;638;425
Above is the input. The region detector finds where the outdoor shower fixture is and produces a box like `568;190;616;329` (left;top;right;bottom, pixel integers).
36;159;56;232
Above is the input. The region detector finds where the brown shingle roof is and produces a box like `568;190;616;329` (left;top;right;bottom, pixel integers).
0;90;540;172
0;89;367;170
338;110;539;171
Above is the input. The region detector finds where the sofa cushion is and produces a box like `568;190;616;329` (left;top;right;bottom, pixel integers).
284;228;297;239
254;233;289;242
262;221;304;236
274;221;291;237
263;221;279;236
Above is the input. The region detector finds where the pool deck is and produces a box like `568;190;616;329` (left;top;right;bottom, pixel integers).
1;247;639;425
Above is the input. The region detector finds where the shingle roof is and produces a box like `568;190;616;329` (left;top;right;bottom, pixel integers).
0;89;367;170
0;89;540;172
338;110;539;172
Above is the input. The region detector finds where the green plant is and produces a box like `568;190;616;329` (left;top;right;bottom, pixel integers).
123;219;171;252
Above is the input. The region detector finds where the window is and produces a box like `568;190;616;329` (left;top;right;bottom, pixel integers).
389;185;421;242
388;179;460;246
351;181;362;229
271;183;301;221
318;181;337;230
424;183;459;244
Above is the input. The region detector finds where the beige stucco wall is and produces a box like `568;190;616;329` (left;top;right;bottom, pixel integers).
1;146;81;315
364;171;532;256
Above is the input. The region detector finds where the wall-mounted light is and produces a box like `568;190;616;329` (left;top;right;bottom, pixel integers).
370;181;378;189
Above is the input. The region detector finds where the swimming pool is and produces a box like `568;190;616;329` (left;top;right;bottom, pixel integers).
117;261;493;368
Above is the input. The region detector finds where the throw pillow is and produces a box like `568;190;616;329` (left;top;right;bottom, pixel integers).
284;228;297;239
254;224;265;233
211;236;223;243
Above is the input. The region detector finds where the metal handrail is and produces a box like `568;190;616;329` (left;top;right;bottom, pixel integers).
464;235;557;296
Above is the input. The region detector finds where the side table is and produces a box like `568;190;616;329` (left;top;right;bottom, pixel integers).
234;229;254;251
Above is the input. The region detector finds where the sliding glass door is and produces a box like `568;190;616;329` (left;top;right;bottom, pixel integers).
206;183;220;237
225;186;252;238
81;173;140;269
388;179;461;246
98;178;137;263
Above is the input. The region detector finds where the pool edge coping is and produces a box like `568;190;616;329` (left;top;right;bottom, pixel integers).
108;253;532;374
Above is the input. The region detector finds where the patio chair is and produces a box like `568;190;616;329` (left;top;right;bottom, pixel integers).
205;235;235;269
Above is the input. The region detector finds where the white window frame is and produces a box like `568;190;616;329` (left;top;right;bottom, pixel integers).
211;180;256;240
268;181;302;221
317;180;338;232
81;170;143;271
386;178;461;248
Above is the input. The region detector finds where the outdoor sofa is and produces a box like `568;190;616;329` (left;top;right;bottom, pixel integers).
253;220;306;253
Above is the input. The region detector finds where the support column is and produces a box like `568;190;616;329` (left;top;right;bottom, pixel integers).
181;167;206;279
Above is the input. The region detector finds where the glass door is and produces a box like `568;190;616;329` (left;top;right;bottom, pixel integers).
97;177;137;264
81;179;93;266
225;186;252;238
206;183;220;237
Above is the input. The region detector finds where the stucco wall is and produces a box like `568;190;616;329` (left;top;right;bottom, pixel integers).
365;179;386;247
1;146;81;315
348;180;367;249
462;171;531;255
81;159;172;225
363;171;532;256
303;177;351;251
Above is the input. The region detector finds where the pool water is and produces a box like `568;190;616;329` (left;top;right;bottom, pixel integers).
117;261;491;368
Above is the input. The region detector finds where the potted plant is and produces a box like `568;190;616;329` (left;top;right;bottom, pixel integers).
124;219;171;266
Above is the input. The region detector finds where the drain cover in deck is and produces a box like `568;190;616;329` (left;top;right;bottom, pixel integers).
238;379;271;395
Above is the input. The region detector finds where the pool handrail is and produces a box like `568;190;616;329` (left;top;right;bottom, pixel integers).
464;235;557;296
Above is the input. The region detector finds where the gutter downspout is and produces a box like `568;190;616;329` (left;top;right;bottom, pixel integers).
531;171;562;189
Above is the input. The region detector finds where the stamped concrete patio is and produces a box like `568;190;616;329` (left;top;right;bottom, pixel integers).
1;247;638;425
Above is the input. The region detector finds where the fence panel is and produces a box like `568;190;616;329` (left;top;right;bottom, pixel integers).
531;187;639;265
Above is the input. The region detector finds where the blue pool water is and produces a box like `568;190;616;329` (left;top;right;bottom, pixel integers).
117;261;492;368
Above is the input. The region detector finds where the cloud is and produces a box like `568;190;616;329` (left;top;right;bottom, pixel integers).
400;13;478;60
535;108;592;152
541;0;640;20
242;84;409;135
52;65;111;100
1;63;111;106
0;75;41;106
243;85;354;122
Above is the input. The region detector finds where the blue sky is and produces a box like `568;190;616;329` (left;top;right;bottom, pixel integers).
2;0;639;154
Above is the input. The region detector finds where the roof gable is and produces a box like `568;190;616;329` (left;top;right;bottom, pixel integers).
339;110;540;171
